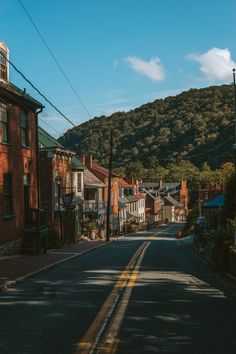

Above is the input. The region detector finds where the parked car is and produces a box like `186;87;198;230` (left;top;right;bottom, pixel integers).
195;216;208;228
176;230;183;239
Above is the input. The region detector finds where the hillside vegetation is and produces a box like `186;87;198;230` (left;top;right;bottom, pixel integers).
59;84;234;170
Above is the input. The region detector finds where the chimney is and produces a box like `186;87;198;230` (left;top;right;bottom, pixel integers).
79;156;86;165
159;179;163;189
181;179;186;190
85;155;93;169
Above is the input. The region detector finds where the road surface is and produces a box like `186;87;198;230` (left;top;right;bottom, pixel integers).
0;223;236;353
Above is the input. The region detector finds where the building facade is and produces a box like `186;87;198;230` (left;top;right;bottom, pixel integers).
0;42;44;254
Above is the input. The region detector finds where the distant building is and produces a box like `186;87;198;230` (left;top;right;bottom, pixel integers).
81;155;119;234
163;195;185;222
160;180;188;218
198;183;223;205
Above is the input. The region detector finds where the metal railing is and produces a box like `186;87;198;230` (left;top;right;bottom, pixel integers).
83;201;106;213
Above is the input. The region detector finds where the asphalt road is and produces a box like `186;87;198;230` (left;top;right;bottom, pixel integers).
0;224;236;354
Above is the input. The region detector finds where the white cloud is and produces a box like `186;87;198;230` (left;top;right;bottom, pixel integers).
188;48;236;81
125;56;165;81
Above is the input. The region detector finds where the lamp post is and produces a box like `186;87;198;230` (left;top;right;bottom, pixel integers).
55;175;63;246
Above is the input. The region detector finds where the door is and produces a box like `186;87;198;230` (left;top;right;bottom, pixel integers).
23;174;30;226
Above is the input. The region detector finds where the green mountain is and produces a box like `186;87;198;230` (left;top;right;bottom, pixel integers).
58;84;235;169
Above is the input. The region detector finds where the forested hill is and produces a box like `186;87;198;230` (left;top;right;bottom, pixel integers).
58;84;235;169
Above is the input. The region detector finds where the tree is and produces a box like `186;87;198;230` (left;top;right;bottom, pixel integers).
125;161;144;180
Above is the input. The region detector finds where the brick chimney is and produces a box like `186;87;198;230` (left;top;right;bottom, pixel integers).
85;155;93;169
80;156;86;165
181;179;186;190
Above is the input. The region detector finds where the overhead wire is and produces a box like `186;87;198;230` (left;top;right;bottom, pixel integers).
17;0;92;120
38;117;63;136
0;101;67;149
0;51;76;127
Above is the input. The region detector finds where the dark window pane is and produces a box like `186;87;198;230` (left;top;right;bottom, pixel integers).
3;174;13;216
21;110;29;146
0;104;10;143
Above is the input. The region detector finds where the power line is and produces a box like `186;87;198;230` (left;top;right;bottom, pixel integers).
17;0;92;120
1;51;76;127
38;117;63;136
0;101;65;149
1;93;63;137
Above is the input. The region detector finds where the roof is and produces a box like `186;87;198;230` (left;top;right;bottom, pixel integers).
162;182;180;189
145;191;160;200
135;193;145;199
0;81;44;108
118;178;130;187
125;195;138;202
72;156;85;170
139;182;160;188
83;168;105;188
38;126;64;149
203;194;224;208
92;162;119;178
38;126;75;156
163;195;183;207
119;197;129;204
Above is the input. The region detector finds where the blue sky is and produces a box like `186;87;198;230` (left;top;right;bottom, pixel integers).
1;0;236;137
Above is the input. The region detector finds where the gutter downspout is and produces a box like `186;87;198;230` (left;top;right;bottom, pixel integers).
35;107;43;252
35;107;43;209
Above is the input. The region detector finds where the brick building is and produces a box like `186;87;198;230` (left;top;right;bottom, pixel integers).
81;155;119;233
0;42;44;255
38;127;75;242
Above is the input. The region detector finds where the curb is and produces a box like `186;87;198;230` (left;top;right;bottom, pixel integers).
0;240;113;292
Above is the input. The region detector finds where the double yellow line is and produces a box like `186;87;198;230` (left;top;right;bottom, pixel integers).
76;229;164;354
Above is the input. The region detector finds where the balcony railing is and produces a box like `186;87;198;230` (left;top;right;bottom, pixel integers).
83;201;106;213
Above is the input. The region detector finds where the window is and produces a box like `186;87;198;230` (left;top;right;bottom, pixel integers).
66;172;70;192
21;110;29;147
0;49;7;81
54;170;59;197
0;104;10;143
3;173;13;216
205;191;209;200
77;172;82;192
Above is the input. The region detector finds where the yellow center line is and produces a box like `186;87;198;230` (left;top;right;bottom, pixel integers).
75;241;148;353
98;242;150;354
75;227;171;354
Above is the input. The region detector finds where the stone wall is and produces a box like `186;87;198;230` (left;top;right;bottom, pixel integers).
0;239;22;256
229;248;236;277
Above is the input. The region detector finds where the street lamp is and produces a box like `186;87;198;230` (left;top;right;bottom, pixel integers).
55;175;63;246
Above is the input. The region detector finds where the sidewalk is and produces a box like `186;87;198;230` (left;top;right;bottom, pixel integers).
0;239;113;291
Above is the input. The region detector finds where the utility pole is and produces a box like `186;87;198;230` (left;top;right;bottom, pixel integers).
233;69;236;175
232;69;236;245
106;129;113;242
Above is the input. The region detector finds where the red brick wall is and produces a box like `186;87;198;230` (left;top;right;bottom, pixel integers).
180;180;188;215
39;151;72;224
0;104;38;246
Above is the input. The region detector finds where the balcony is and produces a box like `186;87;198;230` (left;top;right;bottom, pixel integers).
83;201;106;214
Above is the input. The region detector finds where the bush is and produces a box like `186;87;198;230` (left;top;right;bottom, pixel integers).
212;230;232;272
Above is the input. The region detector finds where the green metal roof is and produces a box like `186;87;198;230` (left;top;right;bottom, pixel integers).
38;126;65;149
72;156;85;170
